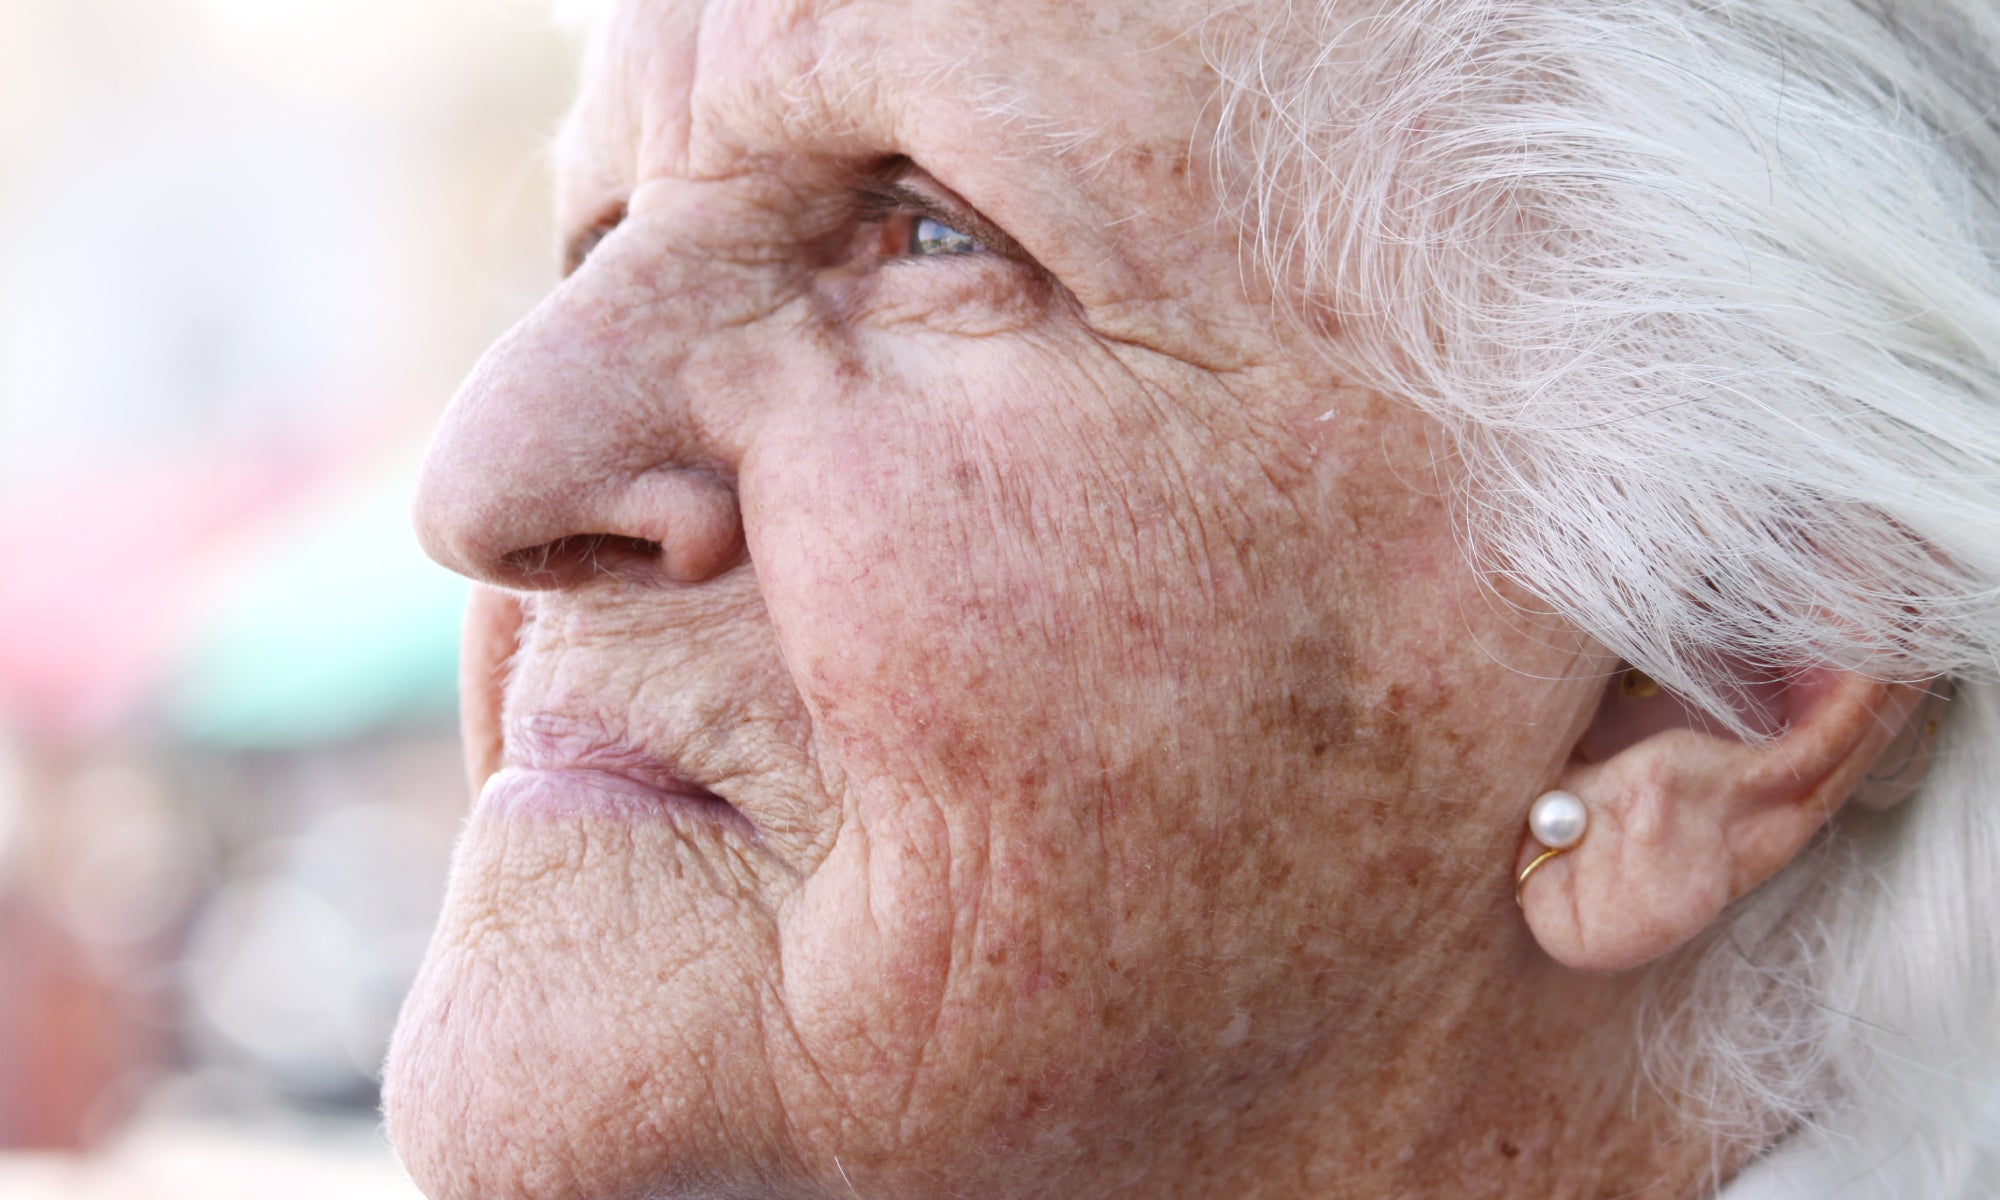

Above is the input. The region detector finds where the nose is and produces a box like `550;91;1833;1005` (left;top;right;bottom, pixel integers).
413;260;748;591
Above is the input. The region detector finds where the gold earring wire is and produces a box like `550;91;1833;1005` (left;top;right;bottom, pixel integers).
1515;848;1569;908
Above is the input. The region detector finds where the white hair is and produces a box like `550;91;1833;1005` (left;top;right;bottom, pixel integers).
1207;0;2000;1194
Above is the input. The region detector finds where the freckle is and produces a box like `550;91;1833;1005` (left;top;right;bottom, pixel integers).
1388;844;1435;889
1501;1140;1521;1158
1260;856;1294;890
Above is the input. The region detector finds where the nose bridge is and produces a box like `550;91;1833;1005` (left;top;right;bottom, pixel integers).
414;224;762;590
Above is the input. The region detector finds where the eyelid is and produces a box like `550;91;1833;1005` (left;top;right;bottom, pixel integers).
557;171;1028;273
852;172;1027;262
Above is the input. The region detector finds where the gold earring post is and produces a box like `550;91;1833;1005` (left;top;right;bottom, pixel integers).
1515;847;1569;907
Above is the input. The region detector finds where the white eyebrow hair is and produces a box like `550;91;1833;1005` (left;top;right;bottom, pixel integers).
932;66;1105;163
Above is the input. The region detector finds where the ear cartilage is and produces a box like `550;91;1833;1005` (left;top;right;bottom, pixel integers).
1516;790;1589;907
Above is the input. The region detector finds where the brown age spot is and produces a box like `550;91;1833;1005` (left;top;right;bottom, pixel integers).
1387;843;1438;891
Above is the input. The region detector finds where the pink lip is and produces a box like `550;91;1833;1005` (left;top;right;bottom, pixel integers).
478;766;753;835
483;713;755;836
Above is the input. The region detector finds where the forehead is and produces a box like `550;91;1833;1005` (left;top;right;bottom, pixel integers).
555;0;1211;205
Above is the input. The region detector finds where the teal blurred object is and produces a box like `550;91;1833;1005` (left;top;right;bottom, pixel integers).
165;453;467;749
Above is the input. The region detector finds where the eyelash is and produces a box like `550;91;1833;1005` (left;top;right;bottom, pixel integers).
564;203;626;277
852;187;986;261
562;182;993;276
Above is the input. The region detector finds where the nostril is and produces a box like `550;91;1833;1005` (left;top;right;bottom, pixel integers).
500;534;666;587
435;469;743;589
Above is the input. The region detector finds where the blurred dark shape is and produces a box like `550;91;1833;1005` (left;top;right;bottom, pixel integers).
0;753;169;1152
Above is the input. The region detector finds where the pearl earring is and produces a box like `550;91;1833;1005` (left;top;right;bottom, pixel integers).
1515;789;1588;907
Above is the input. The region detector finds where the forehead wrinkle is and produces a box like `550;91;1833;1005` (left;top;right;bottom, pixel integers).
557;0;1225;321
552;0;696;222
654;0;892;180
568;0;1131;196
554;0;808;195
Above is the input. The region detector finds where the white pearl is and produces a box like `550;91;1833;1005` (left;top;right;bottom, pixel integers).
1528;790;1588;850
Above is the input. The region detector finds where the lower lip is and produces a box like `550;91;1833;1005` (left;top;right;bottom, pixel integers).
477;766;753;834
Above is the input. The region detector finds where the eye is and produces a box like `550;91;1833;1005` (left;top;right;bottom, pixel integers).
563;203;626;277
868;208;985;261
853;174;1008;264
908;215;978;257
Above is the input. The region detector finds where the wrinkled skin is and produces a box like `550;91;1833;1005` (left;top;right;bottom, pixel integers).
387;1;1718;1197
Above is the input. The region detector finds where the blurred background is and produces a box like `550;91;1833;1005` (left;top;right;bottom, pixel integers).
0;0;577;1193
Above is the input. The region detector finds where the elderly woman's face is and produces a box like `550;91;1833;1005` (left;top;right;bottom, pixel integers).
389;0;1601;1196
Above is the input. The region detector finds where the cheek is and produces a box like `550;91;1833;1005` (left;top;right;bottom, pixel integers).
728;352;1589;1182
744;365;1193;770
736;356;1411;1163
739;366;1253;1132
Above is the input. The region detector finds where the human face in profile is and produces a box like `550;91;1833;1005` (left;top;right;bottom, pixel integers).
391;2;1607;1197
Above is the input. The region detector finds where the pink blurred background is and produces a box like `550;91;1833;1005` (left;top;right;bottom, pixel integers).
0;1;574;1192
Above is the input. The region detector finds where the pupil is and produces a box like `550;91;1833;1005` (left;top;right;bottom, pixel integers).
912;216;976;256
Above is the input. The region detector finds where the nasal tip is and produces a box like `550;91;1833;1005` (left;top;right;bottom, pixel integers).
414;449;745;591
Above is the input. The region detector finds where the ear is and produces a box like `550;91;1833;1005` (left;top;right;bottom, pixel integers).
1517;667;1926;972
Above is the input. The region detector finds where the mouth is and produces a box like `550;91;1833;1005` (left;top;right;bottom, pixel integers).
480;711;756;838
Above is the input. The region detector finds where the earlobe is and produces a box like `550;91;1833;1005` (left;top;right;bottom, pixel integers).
1517;667;1923;972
